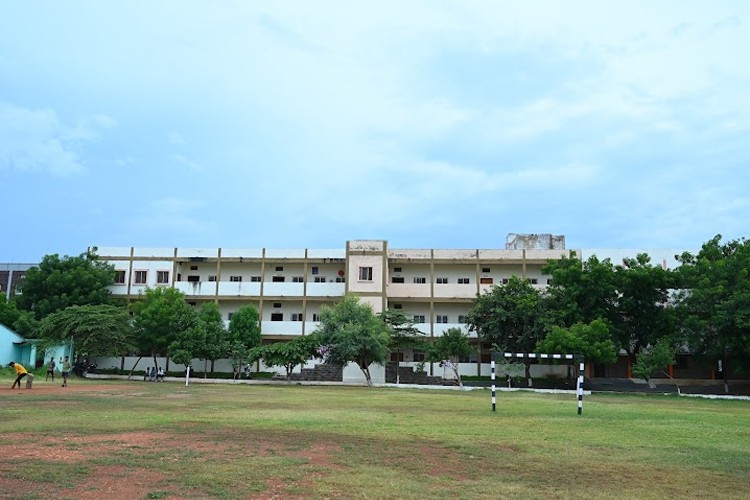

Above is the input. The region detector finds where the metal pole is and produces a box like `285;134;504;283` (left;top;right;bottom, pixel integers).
491;352;496;412
577;361;584;415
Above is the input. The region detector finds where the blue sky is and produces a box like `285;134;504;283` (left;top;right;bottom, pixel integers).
1;1;748;262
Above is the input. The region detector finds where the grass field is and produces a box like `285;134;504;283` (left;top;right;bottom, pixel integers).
1;376;749;499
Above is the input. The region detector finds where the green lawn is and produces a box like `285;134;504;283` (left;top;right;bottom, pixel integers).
1;377;749;499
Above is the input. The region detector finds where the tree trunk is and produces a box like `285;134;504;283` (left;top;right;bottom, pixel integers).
525;362;532;387
453;364;463;388
662;369;681;395
127;355;144;380
361;366;373;387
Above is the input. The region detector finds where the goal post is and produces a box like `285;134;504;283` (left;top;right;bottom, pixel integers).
491;351;585;415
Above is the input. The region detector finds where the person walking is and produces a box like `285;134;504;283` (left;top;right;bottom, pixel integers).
61;356;71;387
46;357;56;382
9;362;28;389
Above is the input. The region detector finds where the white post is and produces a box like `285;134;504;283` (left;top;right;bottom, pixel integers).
577;362;584;415
491;357;496;412
185;365;191;387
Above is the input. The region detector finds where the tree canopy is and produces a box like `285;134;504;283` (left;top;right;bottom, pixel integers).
16;252;116;320
314;295;390;386
466;275;545;352
610;254;675;359
0;295;37;337
541;253;618;328
428;327;473;387
675;235;750;391
536;319;617;366
228;305;262;350
249;335;320;380
131;287;195;367
36;304;136;359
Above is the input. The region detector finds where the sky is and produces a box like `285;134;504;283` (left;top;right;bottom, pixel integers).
1;1;749;262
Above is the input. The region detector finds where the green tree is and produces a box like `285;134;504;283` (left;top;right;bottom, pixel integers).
169;315;206;376
536;319;617;365
194;302;229;375
379;308;426;384
466;276;545;385
675;235;750;393
228;341;249;379
611;254;675;364
131;287;196;374
228;305;262;350
428;327;472;388
16;251;116;320
249;335;320;381
314;295;390;386
0;295;37;337
36;304;136;360
541;253;618;328
536;319;617;380
632;337;683;394
227;305;261;378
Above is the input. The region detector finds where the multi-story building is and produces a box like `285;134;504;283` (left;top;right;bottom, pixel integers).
0;263;34;301
91;237;574;380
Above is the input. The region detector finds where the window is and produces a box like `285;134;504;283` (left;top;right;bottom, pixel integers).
292;276;304;283
480;277;493;285
190;265;198;271
157;271;170;284
312;313;320;322
413;277;426;284
275;266;284;272
228;313;234;321
390;352;404;362
527;278;538;285
394;267;402;273
271;313;283;321
273;303;282;308
188;301;196;306
391;276;404;284
413;315;426;323
114;270;126;284
436;315;448;323
187;275;200;282
250;276;261;282
314;276;327;283
291;313;303;322
358;267;373;281
502;278;509;284
230;275;242;282
458;315;467;324
482;267;490;273
134;270;147;284
413;351;426;362
208;275;217;282
547;279;552;285
393;304;402;309
458;278;470;284
335;277;345;283
311;266;319;275
272;276;285;282
436;277;448;284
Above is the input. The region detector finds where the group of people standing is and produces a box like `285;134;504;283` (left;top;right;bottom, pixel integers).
143;366;165;382
9;356;70;389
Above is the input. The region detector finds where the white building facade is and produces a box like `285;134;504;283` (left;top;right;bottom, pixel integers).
93;239;575;382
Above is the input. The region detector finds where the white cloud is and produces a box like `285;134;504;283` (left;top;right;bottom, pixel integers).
0;102;114;176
